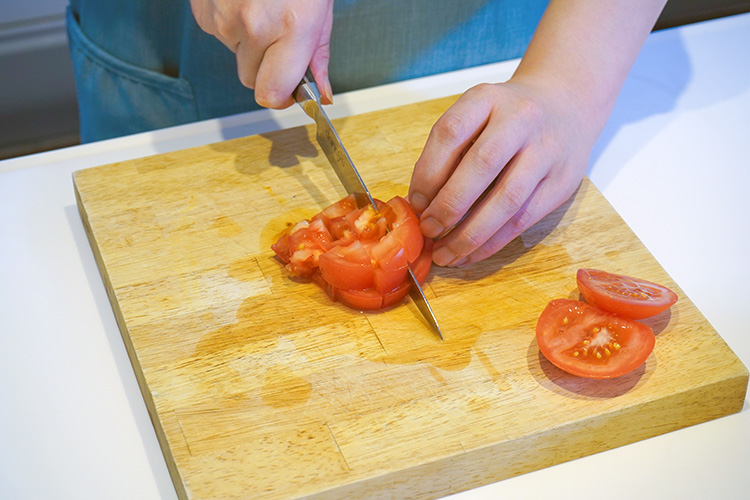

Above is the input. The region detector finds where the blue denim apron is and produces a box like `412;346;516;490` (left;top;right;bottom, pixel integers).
66;0;548;142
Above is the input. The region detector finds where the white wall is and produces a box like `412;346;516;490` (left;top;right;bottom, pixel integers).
0;0;79;158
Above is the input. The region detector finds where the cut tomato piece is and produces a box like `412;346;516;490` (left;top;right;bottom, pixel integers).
282;218;334;277
319;241;374;291
334;238;433;310
410;238;433;283
270;232;291;264
336;288;385;311
369;232;409;294
536;299;655;379
272;195;432;311
320;194;358;219
345;204;388;242
577;268;678;319
385;196;423;262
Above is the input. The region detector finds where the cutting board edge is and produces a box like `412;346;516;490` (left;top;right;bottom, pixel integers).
296;369;748;500
73;175;185;500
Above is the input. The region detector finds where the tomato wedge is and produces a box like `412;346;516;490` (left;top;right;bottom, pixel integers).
273;194;431;310
577;268;678;319
536;299;655;379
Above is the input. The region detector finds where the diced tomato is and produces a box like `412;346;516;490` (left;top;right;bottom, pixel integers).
345;205;388;242
272;195;432;311
385;197;423;262
320;194;358;218
270;232;291;264
577;268;678;319
334;288;386;311
319;241;374;290
335;238;433;310
281;218;334;277
536;299;655;379
368;232;408;294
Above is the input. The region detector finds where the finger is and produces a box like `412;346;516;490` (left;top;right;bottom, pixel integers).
310;8;334;104
235;39;265;91
254;14;328;109
430;149;547;266
232;7;277;91
408;90;492;214
418;104;528;240
471;177;574;265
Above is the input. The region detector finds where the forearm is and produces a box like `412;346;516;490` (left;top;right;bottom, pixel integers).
513;0;668;135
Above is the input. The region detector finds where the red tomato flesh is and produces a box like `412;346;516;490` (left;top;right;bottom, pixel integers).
318;241;374;290
333;239;433;310
273;194;431;310
577;268;678;319
536;299;655;379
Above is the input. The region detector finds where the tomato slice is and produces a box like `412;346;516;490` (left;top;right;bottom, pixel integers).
334;238;433;310
536;299;655;379
345;205;388;242
385;196;423;262
273;195;431;310
318;241;374;291
369;232;408;294
577;268;678;319
320;194;358;219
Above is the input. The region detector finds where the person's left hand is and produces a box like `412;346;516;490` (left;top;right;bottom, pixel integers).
407;77;600;267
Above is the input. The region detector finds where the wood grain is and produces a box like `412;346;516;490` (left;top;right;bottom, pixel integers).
74;96;747;500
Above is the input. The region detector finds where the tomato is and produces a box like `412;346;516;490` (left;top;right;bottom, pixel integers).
536;299;655;379
273;194;432;310
334;239;433;310
271;218;332;277
384;196;423;262
319;241;374;290
577;268;678;319
369;232;409;294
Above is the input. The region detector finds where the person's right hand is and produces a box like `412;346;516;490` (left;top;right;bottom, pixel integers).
190;0;334;108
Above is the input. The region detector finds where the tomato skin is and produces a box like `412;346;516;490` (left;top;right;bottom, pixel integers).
318;241;375;291
273;195;431;310
270;232;291;263
334;238;432;310
385;196;423;262
577;268;678;319
321;194;358;218
369;232;409;294
536;299;655;379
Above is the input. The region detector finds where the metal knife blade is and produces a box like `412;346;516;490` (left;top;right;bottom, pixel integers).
294;69;442;340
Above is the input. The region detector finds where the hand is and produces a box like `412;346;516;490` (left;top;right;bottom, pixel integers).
190;0;334;108
407;0;668;267
408;78;598;267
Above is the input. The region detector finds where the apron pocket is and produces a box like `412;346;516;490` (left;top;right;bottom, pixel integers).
66;7;199;142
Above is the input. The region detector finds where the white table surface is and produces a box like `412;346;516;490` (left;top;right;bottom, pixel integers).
2;13;748;500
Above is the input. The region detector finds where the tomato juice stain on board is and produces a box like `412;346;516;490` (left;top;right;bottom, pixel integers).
261;366;313;408
376;323;484;372
212;215;243;237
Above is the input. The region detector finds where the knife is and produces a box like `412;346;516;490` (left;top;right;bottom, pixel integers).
294;69;443;340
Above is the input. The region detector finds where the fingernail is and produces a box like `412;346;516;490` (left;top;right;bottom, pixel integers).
420;217;445;239
432;246;456;266
409;192;429;214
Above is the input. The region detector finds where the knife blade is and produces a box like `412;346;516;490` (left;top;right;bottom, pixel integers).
294;69;443;340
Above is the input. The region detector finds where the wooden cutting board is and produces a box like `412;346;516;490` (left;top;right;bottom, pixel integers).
74;96;747;500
